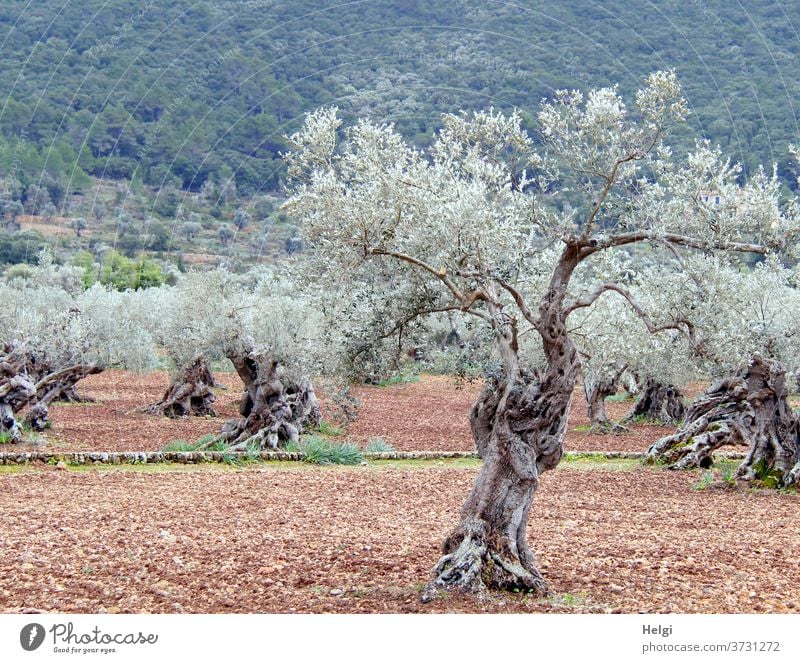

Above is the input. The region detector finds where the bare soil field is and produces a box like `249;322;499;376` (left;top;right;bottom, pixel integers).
39;371;676;453
0;461;797;614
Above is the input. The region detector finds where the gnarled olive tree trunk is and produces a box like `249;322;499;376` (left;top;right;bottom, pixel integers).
1;342;101;436
584;365;627;434
422;251;581;602
201;346;321;451
623;377;685;425
0;375;35;443
646;356;800;486
26;364;103;431
142;355;217;418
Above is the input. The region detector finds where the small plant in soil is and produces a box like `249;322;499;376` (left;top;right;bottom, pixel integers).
245;440;262;462
300;436;364;465
751;459;785;490
364;437;395;453
162;440;196;452
315;420;344;437
693;471;714;491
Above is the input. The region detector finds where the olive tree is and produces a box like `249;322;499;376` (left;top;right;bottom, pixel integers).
0;252;155;439
131;270;231;418
646;256;800;485
134;268;325;449
284;72;799;600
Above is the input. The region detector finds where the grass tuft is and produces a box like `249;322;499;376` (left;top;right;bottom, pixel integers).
300;436;364;465
314;419;344;437
364;437;395;453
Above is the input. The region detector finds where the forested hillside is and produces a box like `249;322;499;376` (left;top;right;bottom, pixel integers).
1;0;798;209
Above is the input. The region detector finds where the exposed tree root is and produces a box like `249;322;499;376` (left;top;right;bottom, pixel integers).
647;356;800;487
624;378;685;425
142;356;217;418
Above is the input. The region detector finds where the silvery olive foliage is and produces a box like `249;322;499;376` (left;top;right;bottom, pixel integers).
1;254;334;390
0;251;154;372
682;255;800;376
284;71;800;382
131;267;331;385
572;251;800;404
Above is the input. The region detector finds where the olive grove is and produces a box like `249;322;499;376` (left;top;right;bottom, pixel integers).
132;269;327;450
0;252;154;440
567;255;696;431
646;257;800;485
283;71;800;600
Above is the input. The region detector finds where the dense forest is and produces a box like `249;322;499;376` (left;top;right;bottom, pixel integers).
1;0;799;211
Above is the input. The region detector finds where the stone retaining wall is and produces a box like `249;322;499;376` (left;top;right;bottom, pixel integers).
0;449;746;466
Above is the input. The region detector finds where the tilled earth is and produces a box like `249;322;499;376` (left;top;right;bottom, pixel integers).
40;371;674;453
6;371;788;615
0;462;797;614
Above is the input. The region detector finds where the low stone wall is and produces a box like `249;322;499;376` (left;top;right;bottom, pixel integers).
0;449;747;466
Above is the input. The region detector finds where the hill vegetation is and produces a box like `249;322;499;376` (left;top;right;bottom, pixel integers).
1;0;799;267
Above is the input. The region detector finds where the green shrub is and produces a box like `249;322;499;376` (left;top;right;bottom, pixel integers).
693;471;714;490
300;436;364;465
161;434;222;453
315;419;343;437
161;439;196;452
204;440;230;452
364;437;395;453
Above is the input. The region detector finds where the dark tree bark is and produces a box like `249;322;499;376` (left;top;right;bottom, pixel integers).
646;357;800;486
422;247;582;602
1;342;102;434
0;375;36;443
26;364;103;431
201;346;321;451
623;377;685;425
583;365;628;434
142;356;217;418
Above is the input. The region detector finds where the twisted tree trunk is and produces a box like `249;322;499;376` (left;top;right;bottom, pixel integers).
1;343;102;434
0;376;36;443
143;356;217;418
623;377;685;425
646;357;800;486
202;346;320;451
26;364;103;431
584;365;628;434
422;249;581;602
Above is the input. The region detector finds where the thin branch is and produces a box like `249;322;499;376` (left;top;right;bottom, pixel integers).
563;283;694;339
579;230;767;260
580;152;640;240
492;275;539;326
367;246;491;321
349;304;484;362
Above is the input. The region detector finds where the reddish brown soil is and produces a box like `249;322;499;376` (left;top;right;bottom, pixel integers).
345;375;673;452
42;371;243;452
0;464;796;614
39;372;677;453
